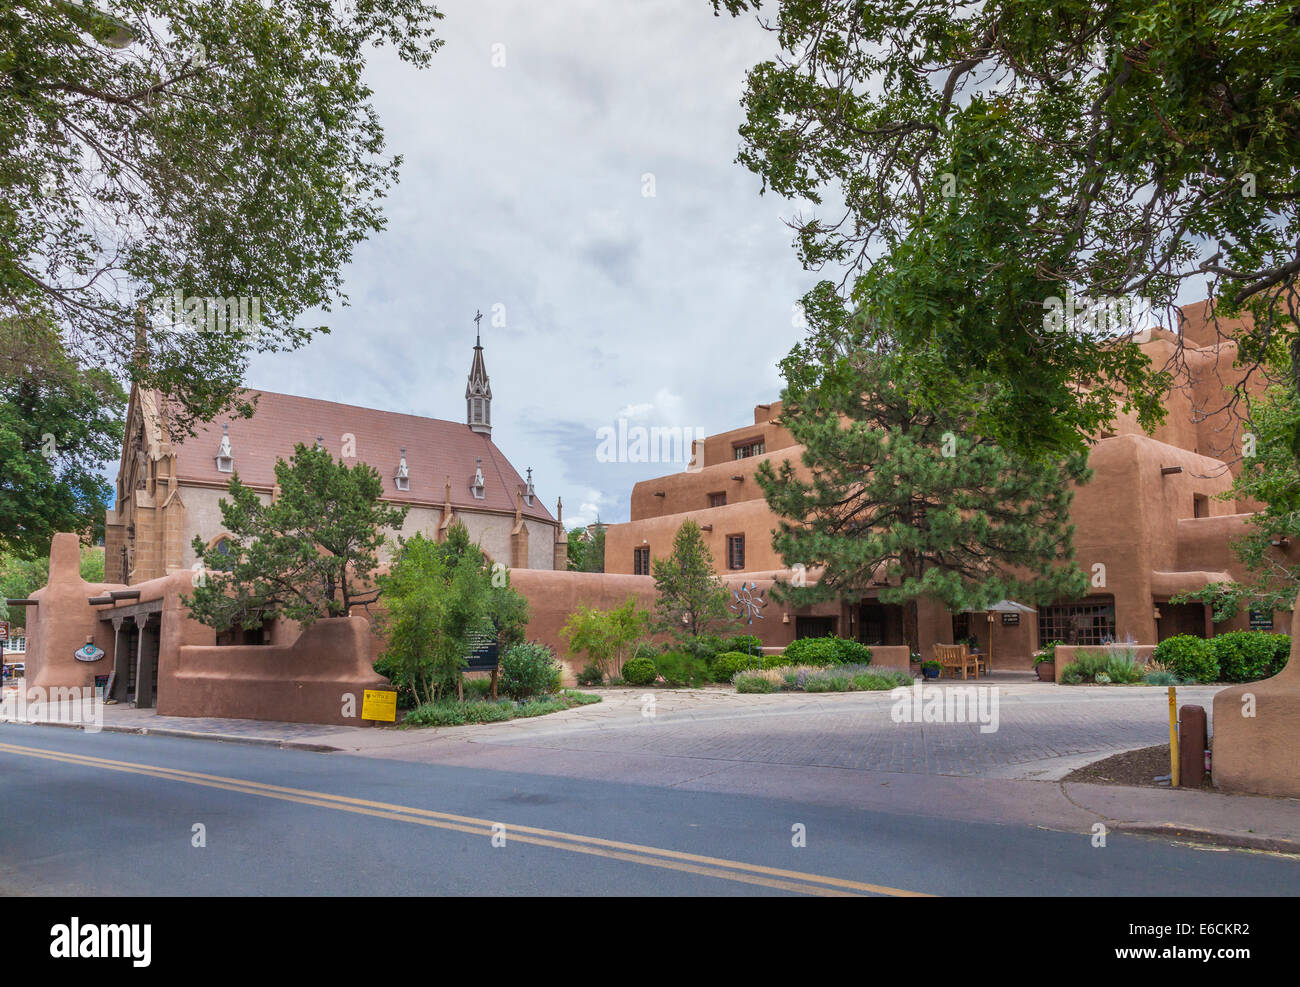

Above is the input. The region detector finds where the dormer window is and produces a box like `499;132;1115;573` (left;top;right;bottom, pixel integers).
395;447;410;492
215;423;233;473
472;457;486;499
524;467;535;506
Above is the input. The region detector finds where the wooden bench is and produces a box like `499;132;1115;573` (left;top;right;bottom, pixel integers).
934;643;978;680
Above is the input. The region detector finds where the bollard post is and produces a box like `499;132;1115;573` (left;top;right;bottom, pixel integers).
1168;686;1180;788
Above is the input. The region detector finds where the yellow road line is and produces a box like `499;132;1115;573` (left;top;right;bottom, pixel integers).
0;740;931;897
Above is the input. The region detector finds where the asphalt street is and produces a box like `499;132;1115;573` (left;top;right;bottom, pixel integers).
2;724;1297;896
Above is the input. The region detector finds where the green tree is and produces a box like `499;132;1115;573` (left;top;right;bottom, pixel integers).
377;531;494;705
560;596;649;680
427;520;531;650
0;543;104;627
713;0;1299;458
652;519;732;639
2;0;443;437
755;313;1091;653
0;316;124;558
566;523;605;572
1175;382;1300;620
184;443;407;630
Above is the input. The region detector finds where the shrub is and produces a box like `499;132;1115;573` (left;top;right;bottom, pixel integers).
710;650;763;683
723;634;764;655
631;640;662;661
654;651;711;688
1102;648;1144;684
1143;671;1180;686
1153;635;1219;683
622;656;658;685
499;642;563;700
404;699;514;727
463;676;492;699
831;638;873;665
576;664;604;687
779;637;841;666
735;673;778;693
1211;631;1281;683
679;634;726;662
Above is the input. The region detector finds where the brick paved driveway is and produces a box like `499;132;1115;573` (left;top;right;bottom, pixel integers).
465;680;1225;781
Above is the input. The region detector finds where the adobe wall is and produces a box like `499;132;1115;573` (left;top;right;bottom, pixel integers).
161;616;388;727
26;533;124;691
1212;599;1300;797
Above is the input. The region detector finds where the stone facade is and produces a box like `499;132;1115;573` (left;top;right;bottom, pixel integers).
105;339;566;584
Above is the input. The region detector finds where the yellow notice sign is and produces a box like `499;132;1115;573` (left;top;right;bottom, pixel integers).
362;689;397;722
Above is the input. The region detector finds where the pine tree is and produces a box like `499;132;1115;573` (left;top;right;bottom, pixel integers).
652;519;732;640
756;309;1091;653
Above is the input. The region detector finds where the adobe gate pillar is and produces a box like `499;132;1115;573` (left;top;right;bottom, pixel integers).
1212;595;1300;796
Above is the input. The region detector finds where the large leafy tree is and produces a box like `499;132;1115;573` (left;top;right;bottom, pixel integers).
185;443;408;629
0;543;103;627
755;306;1091;652
713;0;1300;457
1176;381;1300;620
652;519;732;639
0;315;124;557
2;0;443;437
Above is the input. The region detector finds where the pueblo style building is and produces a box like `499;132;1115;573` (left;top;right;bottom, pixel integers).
605;302;1298;668
105;331;567;587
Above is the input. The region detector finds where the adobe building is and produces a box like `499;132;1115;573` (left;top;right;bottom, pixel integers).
605;302;1300;669
105;331;567;590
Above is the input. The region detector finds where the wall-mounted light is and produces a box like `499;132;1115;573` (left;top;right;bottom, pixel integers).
1153;607;1162;621
782;612;790;624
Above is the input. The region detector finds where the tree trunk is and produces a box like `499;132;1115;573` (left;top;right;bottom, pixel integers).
904;598;920;657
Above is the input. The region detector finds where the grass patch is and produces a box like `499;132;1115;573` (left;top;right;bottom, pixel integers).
401;689;602;729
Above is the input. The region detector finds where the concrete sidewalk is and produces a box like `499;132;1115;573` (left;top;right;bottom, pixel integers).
5;682;1297;855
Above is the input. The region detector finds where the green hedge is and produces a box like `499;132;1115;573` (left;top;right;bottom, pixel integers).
709;650;764;683
621;656;658;685
1152;635;1218;683
779;636;873;667
654;651;711;688
1209;631;1290;682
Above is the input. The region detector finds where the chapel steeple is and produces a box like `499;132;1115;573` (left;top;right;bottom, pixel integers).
466;309;492;436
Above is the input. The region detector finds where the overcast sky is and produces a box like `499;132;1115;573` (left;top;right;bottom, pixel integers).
241;1;816;528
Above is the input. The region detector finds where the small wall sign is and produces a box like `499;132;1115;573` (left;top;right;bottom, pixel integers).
1000;613;1020;626
1249;608;1274;631
362;689;397;722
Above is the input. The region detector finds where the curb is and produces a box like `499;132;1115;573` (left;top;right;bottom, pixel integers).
1115;821;1300;855
7;717;342;753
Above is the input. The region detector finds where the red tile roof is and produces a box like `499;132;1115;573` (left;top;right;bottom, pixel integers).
170;389;554;522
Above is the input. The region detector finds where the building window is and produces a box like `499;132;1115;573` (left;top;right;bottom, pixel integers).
727;534;745;570
633;547;650;576
395;476;409;491
1038;597;1116;648
733;439;766;460
211;537;235;571
4;636;26;653
951;612;971;643
1193;493;1209;518
795;616;835;639
709;492;727;508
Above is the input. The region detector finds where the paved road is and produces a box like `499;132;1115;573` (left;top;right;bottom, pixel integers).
2;724;1297;896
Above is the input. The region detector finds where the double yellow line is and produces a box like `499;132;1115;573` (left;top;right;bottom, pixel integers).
0;739;930;897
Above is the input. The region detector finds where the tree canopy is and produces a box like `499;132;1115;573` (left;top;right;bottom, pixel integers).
2;0;443;437
756;308;1091;652
0;315;124;557
713;0;1300;457
184;442;408;629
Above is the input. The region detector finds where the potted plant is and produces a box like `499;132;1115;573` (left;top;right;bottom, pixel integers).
921;659;942;680
1034;641;1062;681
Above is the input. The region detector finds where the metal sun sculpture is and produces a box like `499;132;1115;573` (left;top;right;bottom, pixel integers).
730;582;767;639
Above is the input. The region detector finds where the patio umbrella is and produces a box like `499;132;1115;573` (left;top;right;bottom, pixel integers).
962;600;1037;670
